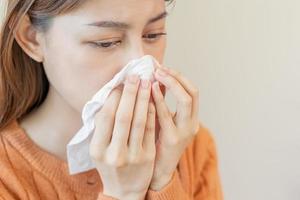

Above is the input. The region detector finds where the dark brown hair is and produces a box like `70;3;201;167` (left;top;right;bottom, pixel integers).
0;0;174;131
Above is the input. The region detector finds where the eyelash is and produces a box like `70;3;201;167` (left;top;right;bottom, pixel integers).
90;32;167;49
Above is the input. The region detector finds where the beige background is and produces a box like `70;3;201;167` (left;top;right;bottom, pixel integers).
165;0;300;200
1;0;300;199
0;1;7;26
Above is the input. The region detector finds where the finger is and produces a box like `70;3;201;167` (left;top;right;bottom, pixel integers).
143;102;156;154
128;79;151;151
161;66;199;120
154;69;192;125
151;81;176;132
90;88;122;155
110;74;140;149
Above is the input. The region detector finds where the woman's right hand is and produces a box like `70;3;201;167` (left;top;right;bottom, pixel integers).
89;75;156;200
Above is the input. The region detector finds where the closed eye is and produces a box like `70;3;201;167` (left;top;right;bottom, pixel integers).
89;32;167;50
89;40;122;49
143;32;167;42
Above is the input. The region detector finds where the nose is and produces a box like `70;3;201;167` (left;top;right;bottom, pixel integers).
122;47;161;72
123;41;145;65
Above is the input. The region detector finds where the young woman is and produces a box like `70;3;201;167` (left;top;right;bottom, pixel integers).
0;0;223;199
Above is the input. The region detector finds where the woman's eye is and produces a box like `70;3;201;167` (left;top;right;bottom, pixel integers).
143;32;167;42
91;40;122;49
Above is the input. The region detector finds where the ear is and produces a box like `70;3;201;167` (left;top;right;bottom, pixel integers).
14;14;44;63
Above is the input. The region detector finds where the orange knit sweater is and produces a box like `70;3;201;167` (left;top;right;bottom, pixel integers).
0;120;223;200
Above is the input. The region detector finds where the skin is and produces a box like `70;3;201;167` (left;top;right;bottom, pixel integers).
18;0;167;162
16;0;200;197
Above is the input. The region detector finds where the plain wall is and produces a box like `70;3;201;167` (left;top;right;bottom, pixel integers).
0;1;6;26
1;1;300;199
164;0;300;200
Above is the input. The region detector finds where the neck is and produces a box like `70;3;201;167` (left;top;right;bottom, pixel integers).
19;86;83;162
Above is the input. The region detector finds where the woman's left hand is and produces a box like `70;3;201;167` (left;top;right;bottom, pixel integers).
149;66;200;190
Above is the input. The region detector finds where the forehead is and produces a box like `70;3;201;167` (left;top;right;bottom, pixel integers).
68;0;166;24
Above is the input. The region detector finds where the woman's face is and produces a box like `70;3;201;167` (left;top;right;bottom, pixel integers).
40;0;167;112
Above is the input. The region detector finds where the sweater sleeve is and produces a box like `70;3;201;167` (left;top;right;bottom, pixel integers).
193;129;223;200
0;179;17;200
146;126;223;200
146;169;190;200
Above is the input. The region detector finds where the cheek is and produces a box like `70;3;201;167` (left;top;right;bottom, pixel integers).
145;38;167;63
42;32;166;113
42;44;117;112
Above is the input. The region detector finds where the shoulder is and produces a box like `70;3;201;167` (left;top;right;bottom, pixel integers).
182;122;223;198
190;122;218;154
184;122;220;172
0;121;16;165
193;122;216;147
0;119;36;174
0;120;30;199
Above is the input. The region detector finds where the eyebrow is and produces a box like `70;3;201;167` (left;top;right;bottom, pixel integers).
85;11;168;29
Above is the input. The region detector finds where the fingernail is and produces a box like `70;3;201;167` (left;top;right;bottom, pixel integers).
141;79;150;89
127;74;139;84
157;69;168;77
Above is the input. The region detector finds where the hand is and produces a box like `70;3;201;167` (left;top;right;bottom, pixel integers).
149;66;200;190
90;75;156;200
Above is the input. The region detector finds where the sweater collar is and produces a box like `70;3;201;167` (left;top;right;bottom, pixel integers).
2;119;102;194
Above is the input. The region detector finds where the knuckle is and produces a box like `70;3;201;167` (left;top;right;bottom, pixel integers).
168;135;180;146
161;110;172;119
106;155;126;167
89;146;104;162
125;85;138;95
145;152;156;162
143;146;156;161
145;124;155;133
129;157;140;164
180;96;192;106
133;119;145;129
97;111;114;121
105;146;127;167
116;114;130;124
128;152;142;164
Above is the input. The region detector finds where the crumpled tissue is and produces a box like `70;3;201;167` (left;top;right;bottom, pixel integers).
67;55;161;175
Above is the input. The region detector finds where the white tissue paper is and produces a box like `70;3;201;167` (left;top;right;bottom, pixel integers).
67;55;161;175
